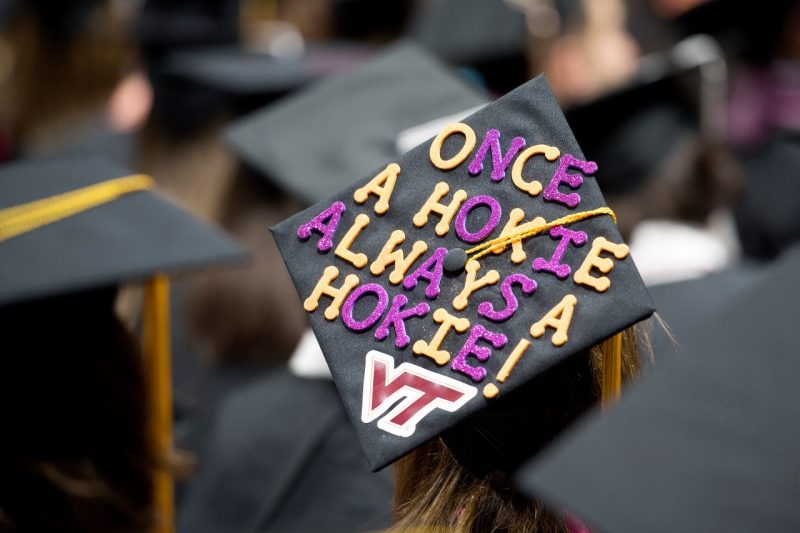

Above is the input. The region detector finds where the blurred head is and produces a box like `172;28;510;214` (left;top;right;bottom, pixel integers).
0;287;155;532
392;325;644;532
0;0;136;156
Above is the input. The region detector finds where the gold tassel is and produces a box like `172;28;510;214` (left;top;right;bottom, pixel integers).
600;331;623;410
142;275;174;533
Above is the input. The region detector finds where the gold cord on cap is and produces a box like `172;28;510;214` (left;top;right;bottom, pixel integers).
466;206;616;261
0;174;154;242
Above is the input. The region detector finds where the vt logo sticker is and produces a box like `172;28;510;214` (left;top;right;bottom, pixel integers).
361;350;477;437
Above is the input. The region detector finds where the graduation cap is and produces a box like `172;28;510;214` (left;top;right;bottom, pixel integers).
408;0;530;93
0;154;245;527
565;67;696;196
675;0;798;63
152;42;374;121
0;0;98;37
735;137;800;260
225;41;489;205
271;74;655;471
0;155;244;304
517;244;800;532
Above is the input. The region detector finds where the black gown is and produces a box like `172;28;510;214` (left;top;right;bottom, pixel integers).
177;369;394;533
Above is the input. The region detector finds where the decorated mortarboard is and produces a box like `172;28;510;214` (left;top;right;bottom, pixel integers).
225;41;488;205
0;154;245;305
517;244;800;533
271;74;654;471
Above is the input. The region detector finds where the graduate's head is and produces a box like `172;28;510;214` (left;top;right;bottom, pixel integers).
270;55;655;530
0;154;243;531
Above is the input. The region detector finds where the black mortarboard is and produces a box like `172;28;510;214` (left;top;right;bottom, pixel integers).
566;70;695;195
271;74;655;471
407;0;529;93
563;32;731;197
735;137;800;260
675;0;797;63
0;155;245;305
0;0;98;37
517;244;800;533
0;154;245;529
225;42;489;205
154;43;373;116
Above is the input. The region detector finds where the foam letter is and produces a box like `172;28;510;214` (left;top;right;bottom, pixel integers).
573;236;630;292
375;294;430;349
412;308;470;365
413;182;468;236
529;294;577;347
353;163;400;215
303;265;360;320
467;128;526;182
370;230;428;284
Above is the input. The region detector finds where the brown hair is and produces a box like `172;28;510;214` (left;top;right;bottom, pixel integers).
187;164;308;365
0;1;134;155
392;325;644;533
0;287;155;532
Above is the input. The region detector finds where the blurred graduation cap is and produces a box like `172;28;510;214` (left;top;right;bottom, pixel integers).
517;244;800;533
0;155;245;305
225;42;489;205
565;33;730;196
735;137;800;260
0;0;98;37
408;0;531;93
151;42;374;131
0;154;245;528
566;75;695;196
271;74;654;471
140;0;376;134
675;0;798;63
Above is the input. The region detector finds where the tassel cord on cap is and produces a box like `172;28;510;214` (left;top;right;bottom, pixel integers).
464;206;623;405
465;206;617;262
0;174;154;242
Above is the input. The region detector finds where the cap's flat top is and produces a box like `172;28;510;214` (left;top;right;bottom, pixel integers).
0;155;245;305
273;75;654;471
409;0;528;63
225;41;489;205
518;245;800;533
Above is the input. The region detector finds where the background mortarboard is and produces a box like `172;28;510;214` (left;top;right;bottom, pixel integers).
565;33;731;196
0;155;245;305
565;66;696;196
272;75;654;471
675;0;798;63
225;41;489;205
517;244;800;533
152;42;374;123
734;136;800;260
0;153;246;531
407;0;529;94
0;0;98;37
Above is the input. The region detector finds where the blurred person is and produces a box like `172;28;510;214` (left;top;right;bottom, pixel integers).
391;327;643;533
515;0;641;105
0;155;243;532
667;0;800;259
267;74;657;533
0;0;144;162
133;0;374;449
176;43;486;533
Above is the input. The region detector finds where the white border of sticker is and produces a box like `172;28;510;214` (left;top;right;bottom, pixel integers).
361;350;477;438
